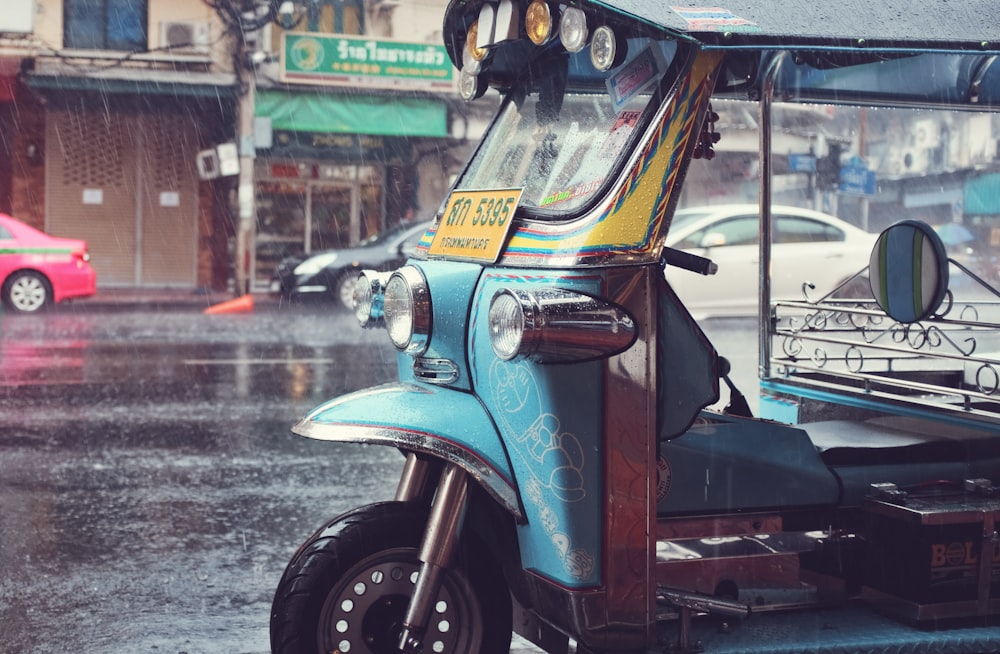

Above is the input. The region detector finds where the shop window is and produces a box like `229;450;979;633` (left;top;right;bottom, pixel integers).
775;216;845;243
676;216;759;249
64;0;148;51
271;0;364;52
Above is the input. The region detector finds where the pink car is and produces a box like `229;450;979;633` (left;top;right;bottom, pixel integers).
0;214;96;313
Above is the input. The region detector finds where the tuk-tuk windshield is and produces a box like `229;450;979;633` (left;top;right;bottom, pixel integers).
456;38;681;218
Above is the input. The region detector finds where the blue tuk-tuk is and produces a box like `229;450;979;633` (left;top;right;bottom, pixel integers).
271;2;1000;652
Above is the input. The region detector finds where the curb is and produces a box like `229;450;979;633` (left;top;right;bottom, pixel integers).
52;291;281;313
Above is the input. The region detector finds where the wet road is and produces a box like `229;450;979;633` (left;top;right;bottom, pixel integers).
0;301;758;654
0;303;409;653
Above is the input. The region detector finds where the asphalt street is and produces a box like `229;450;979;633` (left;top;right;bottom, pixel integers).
0;297;758;653
0;301;407;653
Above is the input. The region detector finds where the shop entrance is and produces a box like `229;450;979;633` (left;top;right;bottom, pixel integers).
253;163;384;290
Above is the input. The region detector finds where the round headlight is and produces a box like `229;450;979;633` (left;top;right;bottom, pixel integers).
488;291;526;360
383;266;431;354
525;0;554;45
466;20;487;61
590;25;625;71
353;270;390;327
354;274;373;322
559;7;588;53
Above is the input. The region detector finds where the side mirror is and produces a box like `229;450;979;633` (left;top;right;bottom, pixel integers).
869;220;948;323
700;232;727;248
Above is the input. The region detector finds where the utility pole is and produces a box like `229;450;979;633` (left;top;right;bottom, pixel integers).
235;49;257;296
205;0;277;295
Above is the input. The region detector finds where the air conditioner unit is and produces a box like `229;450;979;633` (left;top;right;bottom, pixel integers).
911;119;941;149
160;21;212;54
900;147;930;174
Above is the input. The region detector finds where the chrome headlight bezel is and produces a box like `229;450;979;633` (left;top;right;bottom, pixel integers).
383;265;432;355
488;287;636;364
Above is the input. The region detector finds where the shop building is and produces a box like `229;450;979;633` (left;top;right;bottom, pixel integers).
0;0;483;293
1;0;237;290
246;0;481;290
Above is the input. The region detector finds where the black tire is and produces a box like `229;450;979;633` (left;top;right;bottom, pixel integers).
3;270;52;313
270;501;512;654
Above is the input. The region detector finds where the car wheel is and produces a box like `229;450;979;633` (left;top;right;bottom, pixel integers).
3;270;52;313
334;269;360;311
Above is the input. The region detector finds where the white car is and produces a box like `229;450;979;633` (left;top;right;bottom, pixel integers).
664;204;876;318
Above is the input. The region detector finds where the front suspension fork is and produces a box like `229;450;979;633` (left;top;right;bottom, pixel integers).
395;454;470;653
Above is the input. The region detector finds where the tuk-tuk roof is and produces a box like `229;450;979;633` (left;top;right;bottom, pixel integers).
583;1;1000;107
597;1;1000;53
441;0;1000;106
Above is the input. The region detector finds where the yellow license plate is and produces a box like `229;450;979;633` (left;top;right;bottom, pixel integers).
428;188;522;263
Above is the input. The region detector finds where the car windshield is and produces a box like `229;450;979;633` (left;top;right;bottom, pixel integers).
455;38;681;218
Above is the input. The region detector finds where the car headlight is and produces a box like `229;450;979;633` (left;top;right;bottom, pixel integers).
488;287;636;363
293;252;338;276
353;270;391;327
383;266;431;354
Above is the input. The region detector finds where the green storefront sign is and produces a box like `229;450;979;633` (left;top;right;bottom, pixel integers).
282;33;455;91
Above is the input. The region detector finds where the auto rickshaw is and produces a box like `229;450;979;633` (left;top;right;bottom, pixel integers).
271;1;1000;652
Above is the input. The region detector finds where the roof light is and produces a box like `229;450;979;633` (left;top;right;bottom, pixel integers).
590;25;625;71
525;0;555;46
462;41;482;74
458;70;488;101
466;20;487;62
559;7;588;53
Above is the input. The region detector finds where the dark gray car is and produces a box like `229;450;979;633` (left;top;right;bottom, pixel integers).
270;220;431;309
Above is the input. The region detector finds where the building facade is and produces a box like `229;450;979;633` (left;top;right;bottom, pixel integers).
0;0;479;293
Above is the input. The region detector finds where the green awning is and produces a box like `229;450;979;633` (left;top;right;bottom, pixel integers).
255;89;447;138
965;173;1000;216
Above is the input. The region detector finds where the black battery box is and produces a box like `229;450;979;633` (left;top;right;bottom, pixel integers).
863;480;1000;622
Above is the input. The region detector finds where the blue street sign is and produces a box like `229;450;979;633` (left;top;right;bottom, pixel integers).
839;161;876;196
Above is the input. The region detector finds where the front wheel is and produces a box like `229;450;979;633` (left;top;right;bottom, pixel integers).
270;501;512;654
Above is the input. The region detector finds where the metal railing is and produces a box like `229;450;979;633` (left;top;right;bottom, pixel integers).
769;262;1000;419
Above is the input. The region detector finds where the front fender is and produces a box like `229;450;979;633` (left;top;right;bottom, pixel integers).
294;382;522;519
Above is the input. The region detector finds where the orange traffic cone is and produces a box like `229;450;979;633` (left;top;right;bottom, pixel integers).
204;294;254;315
